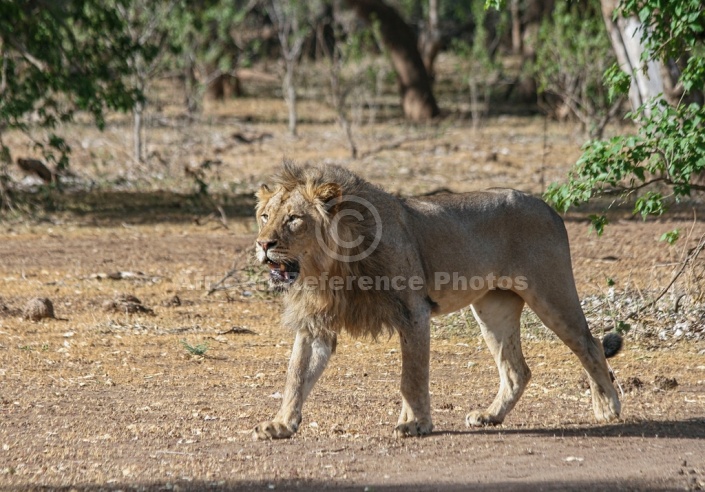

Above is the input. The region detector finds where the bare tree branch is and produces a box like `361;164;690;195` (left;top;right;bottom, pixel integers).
8;39;47;72
626;232;705;319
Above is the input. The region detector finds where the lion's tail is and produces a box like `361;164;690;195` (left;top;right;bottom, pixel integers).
602;332;623;359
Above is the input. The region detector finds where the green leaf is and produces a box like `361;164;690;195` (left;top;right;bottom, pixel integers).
484;0;504;11
616;320;631;334
660;229;681;245
589;214;609;236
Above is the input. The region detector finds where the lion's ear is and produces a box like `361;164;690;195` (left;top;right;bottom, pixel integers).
256;184;273;204
314;183;342;204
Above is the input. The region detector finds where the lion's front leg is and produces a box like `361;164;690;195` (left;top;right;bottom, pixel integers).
394;306;433;438
253;329;335;440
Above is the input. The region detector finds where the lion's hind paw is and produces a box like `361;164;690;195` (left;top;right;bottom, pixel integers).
465;410;503;427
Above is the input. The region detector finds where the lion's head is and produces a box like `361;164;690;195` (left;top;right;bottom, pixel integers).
255;162;407;337
255;163;343;288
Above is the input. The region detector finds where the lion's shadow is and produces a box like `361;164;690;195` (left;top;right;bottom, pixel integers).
433;417;705;439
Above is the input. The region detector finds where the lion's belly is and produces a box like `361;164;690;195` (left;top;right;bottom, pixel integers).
426;283;489;316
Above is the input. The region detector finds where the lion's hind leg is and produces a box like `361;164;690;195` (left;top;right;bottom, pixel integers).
466;290;530;427
523;285;620;423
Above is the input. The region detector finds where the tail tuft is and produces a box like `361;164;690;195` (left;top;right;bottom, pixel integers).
602;332;623;358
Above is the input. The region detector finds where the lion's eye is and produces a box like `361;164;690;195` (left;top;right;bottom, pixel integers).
261;214;269;224
287;215;302;223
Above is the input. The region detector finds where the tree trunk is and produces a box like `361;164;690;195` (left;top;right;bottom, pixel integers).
600;0;677;113
510;0;521;54
346;0;440;121
419;0;441;81
283;59;298;136
133;99;144;164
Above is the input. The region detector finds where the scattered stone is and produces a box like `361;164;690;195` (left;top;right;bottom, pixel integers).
91;271;159;282
0;299;9;316
102;295;154;315
217;326;256;336
624;376;644;393
162;295;181;307
107;271;146;280
22;298;55;321
578;373;591;390
17;157;54;183
654;375;678;391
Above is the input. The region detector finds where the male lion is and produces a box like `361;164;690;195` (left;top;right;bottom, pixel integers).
253;162;621;439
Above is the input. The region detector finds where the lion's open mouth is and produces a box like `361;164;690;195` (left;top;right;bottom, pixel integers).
267;260;300;285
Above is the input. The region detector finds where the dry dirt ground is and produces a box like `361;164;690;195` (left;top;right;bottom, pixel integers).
2;101;705;490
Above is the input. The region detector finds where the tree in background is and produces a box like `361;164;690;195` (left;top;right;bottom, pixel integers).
450;0;503;129
419;0;441;80
531;0;623;138
168;0;261;116
267;0;321;136
544;0;705;235
346;0;440;121
0;0;146;210
116;0;180;164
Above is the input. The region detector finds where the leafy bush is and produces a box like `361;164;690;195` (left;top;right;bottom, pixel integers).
531;0;623;138
0;0;148;210
545;0;705;233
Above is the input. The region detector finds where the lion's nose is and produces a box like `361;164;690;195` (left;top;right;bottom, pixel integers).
257;240;277;252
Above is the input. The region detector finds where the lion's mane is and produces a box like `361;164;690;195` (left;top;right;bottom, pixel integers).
273;162;411;339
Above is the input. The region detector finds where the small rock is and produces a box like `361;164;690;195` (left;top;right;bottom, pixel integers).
654;375;678;391
624;376;644;393
162;295;181;307
116;294;141;304
22;298;55;321
577;373;590;390
103;295;154;315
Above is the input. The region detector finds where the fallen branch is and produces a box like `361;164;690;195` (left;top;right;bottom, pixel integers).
626;232;705;319
359;134;436;159
206;266;240;296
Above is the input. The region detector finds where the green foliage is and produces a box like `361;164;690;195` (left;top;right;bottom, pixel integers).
450;12;500;78
0;1;146;174
531;0;622;138
615;320;631;335
484;0;503;11
545;0;705;236
168;0;259;86
660;229;681;245
451;0;504;126
181;339;209;356
620;0;704;63
546;100;705;232
604;63;631;102
0;0;160;212
589;214;609;236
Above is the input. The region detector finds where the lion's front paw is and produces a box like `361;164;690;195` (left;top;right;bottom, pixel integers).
252;420;297;440
465;410;503;427
393;420;433;438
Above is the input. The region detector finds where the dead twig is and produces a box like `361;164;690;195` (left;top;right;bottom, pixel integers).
359;134;436;159
206;267;240;296
626;232;705;319
217;327;257;335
